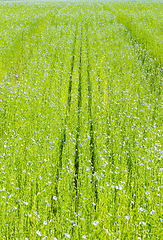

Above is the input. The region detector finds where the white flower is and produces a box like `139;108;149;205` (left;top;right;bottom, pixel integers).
92;220;99;226
36;230;41;236
53;196;57;201
43;220;47;225
125;216;130;220
64;233;71;238
139;208;146;213
82;235;86;239
103;227;109;233
150;210;155;215
139;221;146;225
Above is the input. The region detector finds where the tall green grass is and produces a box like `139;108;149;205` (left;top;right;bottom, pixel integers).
0;1;162;239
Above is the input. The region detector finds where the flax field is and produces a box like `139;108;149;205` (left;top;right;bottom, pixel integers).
0;1;163;239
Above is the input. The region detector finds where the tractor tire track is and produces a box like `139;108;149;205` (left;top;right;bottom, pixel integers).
68;27;77;113
74;27;82;215
85;27;98;211
51;27;77;216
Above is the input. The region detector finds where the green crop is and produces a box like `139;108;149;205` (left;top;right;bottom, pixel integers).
0;1;162;239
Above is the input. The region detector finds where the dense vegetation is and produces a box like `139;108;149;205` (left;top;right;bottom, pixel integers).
0;1;162;239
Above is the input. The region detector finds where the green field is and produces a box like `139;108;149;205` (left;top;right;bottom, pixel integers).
0;1;163;239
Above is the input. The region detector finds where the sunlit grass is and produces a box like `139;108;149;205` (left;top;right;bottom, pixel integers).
0;1;162;239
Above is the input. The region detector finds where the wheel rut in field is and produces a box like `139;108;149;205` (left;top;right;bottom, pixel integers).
74;27;82;215
112;16;163;95
51;27;77;215
68;27;77;112
86;28;98;211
